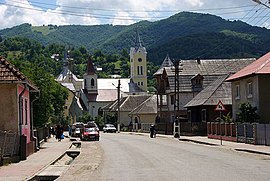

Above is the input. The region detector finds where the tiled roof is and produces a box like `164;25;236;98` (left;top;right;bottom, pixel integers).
0;57;26;81
105;95;151;112
129;95;157;115
155;58;255;92
120;95;151;111
185;74;231;107
0;57;38;91
227;52;270;81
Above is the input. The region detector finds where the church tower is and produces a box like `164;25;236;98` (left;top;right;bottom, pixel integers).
83;56;98;95
130;28;148;92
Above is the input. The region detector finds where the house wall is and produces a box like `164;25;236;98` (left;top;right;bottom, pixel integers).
188;105;232;122
69;96;83;124
231;76;259;121
135;114;158;124
18;84;32;143
0;84;18;132
89;101;112;119
119;111;131;126
258;75;270;123
64;90;74;119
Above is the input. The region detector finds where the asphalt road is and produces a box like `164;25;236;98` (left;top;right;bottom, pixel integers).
97;133;270;181
58;133;270;181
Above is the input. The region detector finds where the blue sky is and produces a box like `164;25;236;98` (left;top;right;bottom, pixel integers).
0;0;270;29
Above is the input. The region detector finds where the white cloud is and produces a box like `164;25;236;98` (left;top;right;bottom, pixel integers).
0;0;265;29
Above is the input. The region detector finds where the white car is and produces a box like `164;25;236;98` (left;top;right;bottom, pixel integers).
103;124;117;133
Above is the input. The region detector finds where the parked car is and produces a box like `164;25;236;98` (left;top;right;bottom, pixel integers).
74;128;81;137
103;124;117;133
80;127;100;141
86;121;99;131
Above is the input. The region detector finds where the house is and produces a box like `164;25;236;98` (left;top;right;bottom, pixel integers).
226;51;270;124
0;57;39;158
103;94;152;126
184;74;232;122
154;55;255;131
129;95;157;125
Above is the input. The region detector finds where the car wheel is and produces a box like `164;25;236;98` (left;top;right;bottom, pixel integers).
96;137;99;141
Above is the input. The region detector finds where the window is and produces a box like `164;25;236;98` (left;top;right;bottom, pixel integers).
170;95;175;105
140;66;143;75
235;85;240;99
187;110;192;122
201;109;206;122
91;78;95;87
137;66;140;75
138;82;140;86
247;82;253;98
141;82;143;86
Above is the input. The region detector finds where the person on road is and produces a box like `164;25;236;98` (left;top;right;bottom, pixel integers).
150;124;156;138
56;125;63;142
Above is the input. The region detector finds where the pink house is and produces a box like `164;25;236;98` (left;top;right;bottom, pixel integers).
0;57;39;157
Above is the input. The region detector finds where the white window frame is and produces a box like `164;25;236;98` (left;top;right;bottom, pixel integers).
235;84;240;100
247;82;253;98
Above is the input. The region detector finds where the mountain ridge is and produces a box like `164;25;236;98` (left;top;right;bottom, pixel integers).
1;11;270;64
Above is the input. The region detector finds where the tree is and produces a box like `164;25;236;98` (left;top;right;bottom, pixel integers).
237;102;260;123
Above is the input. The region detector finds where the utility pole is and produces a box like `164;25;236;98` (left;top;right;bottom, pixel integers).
117;79;121;133
173;59;182;138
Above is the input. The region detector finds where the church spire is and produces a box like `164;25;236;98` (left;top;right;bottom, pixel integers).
86;56;95;75
135;27;143;48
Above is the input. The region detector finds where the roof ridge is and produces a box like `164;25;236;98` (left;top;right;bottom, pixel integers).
255;57;270;73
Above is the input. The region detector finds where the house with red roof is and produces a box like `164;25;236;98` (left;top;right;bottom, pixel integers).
226;52;270;124
0;57;39;158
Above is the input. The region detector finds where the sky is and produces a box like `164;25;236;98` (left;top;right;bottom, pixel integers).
0;0;270;30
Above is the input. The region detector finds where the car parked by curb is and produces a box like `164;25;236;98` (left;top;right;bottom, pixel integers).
103;124;117;133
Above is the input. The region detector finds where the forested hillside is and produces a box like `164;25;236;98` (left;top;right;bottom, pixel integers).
1;12;270;65
0;37;161;127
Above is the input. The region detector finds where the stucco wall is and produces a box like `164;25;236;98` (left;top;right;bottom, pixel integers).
0;84;18;132
131;114;157;124
231;76;259;121
18;84;32;143
258;75;270;123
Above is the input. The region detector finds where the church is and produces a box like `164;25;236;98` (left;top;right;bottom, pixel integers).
57;29;149;124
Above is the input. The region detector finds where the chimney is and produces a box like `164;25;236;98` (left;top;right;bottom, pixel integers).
196;58;201;64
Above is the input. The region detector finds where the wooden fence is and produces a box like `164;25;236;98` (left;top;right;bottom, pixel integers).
0;130;20;161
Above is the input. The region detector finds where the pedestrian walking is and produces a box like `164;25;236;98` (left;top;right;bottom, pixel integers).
56;125;63;142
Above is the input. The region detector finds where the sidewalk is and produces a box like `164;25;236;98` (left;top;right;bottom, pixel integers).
0;135;71;181
128;132;270;156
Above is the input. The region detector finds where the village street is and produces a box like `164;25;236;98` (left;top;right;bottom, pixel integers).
57;133;270;181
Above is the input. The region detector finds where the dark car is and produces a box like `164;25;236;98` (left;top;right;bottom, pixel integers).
80;127;100;141
103;124;117;133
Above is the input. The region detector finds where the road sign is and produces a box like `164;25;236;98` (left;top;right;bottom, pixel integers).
215;100;226;111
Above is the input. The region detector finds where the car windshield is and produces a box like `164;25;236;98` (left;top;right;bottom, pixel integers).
84;128;96;132
105;124;115;127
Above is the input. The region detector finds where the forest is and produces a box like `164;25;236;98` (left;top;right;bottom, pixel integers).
1;12;270;65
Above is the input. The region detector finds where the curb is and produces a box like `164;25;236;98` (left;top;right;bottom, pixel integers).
234;148;270;156
27;140;73;181
179;138;219;146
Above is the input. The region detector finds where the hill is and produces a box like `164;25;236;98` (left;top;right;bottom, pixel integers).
1;12;270;65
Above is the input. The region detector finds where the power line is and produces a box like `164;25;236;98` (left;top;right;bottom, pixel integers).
16;0;256;13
